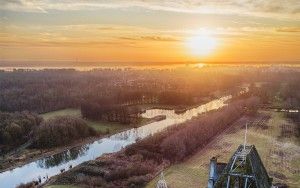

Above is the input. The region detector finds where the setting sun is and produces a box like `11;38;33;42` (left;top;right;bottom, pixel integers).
186;34;218;56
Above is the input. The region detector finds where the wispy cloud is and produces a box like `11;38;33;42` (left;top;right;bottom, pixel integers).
276;27;300;33
2;0;300;18
0;23;182;48
120;36;180;42
2;0;47;13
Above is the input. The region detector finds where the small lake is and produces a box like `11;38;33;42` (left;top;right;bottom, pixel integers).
0;95;232;188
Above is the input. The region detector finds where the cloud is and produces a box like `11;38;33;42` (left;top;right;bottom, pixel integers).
141;36;180;42
2;0;47;13
0;39;139;48
120;36;180;42
0;24;181;48
276;27;300;33
1;0;300;18
2;23;299;50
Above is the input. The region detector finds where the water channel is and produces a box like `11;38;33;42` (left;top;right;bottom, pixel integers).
0;95;233;188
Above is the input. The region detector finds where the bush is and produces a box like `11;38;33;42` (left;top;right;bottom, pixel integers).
104;163;153;181
16;182;36;188
127;175;151;187
0;111;42;147
34;116;97;148
160;97;260;162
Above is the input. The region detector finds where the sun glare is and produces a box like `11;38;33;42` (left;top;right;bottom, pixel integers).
186;34;217;56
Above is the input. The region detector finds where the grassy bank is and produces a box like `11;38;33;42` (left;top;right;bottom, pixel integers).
41;108;152;134
85;117;151;134
146;110;300;188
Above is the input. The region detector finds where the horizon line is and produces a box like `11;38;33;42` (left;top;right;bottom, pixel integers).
1;60;300;67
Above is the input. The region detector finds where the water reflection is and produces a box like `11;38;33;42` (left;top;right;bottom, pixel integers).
37;146;89;169
0;95;231;188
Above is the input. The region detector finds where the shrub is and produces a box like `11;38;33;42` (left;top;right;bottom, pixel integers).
16;182;36;188
160;97;260;162
0;111;42;147
34;116;97;148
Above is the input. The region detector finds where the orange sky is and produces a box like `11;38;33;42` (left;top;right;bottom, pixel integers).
1;1;300;65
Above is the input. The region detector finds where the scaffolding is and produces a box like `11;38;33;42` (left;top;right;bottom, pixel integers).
208;145;272;188
156;172;168;188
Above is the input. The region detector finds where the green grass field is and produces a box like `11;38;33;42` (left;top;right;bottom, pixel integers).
86;120;130;134
41;108;81;120
40;108;152;134
146;110;300;188
87;117;153;133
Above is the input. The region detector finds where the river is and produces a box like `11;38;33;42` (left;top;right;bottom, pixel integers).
0;95;232;188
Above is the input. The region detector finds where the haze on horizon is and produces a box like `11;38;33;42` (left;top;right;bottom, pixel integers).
1;0;300;66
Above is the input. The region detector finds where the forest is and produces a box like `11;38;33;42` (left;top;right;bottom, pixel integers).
81;103;141;124
0;68;243;113
1;68;299;153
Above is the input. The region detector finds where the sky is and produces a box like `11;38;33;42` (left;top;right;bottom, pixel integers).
1;0;300;65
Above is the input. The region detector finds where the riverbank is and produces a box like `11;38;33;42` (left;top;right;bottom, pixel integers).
0;94;237;188
146;109;300;187
0;115;158;173
45;97;255;188
135;96;216;114
0;97;222;173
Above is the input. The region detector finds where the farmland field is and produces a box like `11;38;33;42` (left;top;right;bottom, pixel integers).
146;110;300;188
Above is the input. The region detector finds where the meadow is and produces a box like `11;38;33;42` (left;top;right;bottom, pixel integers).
146;110;300;187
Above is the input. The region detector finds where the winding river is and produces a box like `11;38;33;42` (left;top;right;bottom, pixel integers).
0;95;233;188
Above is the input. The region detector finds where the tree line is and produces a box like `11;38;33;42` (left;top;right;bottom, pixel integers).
80;90;196;124
81;102;140;124
0;68;243;113
160;97;260;161
126;96;260;162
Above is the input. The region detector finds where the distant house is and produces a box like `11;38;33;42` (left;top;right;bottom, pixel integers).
208;145;273;188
